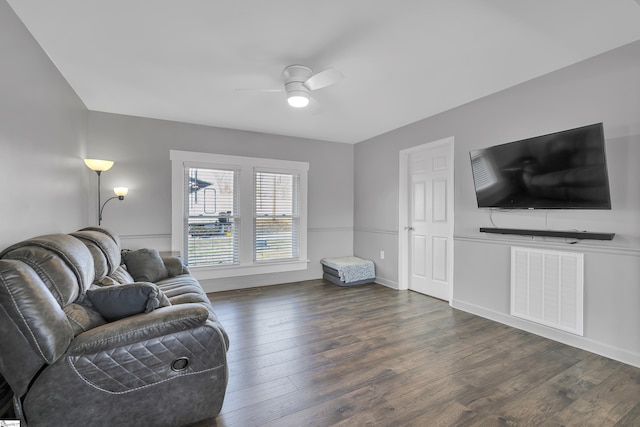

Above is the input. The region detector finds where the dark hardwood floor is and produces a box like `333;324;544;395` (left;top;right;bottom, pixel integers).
198;280;640;426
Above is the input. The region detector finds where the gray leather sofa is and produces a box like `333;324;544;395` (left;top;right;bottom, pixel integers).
0;227;229;426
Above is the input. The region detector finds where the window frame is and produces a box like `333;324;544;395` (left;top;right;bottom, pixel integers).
171;150;309;280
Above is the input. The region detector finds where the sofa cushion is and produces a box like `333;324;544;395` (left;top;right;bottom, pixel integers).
86;282;171;322
156;274;230;349
0;234;95;304
64;303;107;336
157;274;210;305
122;248;167;283
71;228;122;281
99;276;119;287
99;264;135;286
0;259;75;372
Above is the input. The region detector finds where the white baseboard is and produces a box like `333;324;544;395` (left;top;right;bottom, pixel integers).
201;272;320;293
201;273;399;293
202;279;270;293
374;276;399;290
451;299;640;369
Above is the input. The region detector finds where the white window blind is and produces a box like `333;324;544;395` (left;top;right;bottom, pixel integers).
254;171;299;262
185;167;239;266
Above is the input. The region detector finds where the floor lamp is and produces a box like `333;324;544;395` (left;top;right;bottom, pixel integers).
84;159;128;225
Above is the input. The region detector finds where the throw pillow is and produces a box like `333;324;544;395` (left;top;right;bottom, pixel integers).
86;282;171;322
162;256;187;278
122;248;167;282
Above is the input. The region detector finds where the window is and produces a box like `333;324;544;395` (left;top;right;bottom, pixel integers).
171;150;308;279
254;171;299;262
185;167;238;266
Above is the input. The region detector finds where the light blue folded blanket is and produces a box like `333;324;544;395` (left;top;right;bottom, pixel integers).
321;256;375;283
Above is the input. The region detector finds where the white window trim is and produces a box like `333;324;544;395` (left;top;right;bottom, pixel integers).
171;150;309;280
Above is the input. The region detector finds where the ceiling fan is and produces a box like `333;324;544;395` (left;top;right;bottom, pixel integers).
239;65;344;108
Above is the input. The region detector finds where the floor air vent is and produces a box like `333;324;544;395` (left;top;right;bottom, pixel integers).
511;247;584;336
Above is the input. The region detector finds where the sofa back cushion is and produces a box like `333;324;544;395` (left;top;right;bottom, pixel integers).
71;227;121;282
0;234;95;305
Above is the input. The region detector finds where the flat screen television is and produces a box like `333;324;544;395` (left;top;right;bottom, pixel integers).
469;123;611;209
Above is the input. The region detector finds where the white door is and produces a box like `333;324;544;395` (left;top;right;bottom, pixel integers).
406;141;453;301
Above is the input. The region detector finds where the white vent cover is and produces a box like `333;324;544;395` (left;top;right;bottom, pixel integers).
511;246;584;336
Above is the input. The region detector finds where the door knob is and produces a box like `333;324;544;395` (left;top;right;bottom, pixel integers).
404;226;415;231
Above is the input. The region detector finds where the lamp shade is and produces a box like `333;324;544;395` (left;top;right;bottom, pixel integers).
84;159;114;172
113;187;128;197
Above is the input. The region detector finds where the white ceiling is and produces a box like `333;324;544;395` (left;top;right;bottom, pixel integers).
8;0;640;144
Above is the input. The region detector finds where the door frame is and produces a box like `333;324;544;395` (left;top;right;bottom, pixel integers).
398;136;455;300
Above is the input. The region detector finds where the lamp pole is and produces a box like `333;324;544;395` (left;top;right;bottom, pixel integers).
96;171;102;225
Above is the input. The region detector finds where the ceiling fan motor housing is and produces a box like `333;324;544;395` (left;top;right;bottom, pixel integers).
284;65;312;99
283;65;313;83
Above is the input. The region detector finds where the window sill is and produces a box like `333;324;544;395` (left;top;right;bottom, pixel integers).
190;259;310;280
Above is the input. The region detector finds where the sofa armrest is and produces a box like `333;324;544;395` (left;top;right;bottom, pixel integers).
161;256;190;276
68;303;209;355
54;302;228;397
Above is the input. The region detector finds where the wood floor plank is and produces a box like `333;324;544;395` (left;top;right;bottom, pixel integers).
402;400;477;427
457;350;581;425
226;352;333;396
188;279;640;427
259;383;387;427
378;374;478;426
541;398;620;427
221;377;298;414
485;353;620;426
614;402;640;426
219;365;397;427
570;364;640;423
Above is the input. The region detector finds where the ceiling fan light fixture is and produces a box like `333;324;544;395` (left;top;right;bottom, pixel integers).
287;93;310;108
285;78;310;108
238;64;341;108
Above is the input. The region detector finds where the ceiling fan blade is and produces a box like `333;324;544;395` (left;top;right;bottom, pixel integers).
303;68;344;91
234;88;284;92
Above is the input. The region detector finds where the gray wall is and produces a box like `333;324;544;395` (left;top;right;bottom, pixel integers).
86;112;354;291
0;0;89;250
354;40;640;366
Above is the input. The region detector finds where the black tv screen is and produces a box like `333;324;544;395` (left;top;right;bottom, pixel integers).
470;123;611;209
